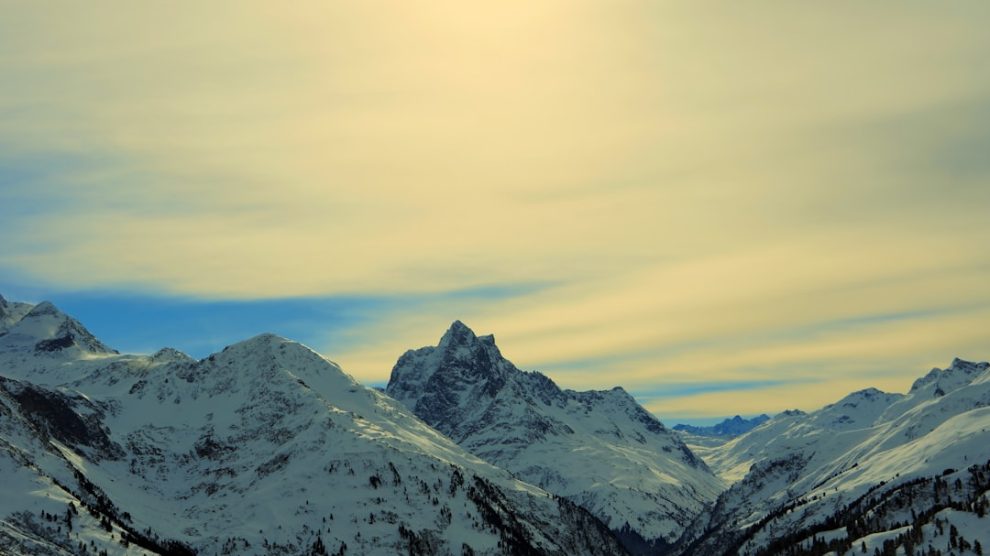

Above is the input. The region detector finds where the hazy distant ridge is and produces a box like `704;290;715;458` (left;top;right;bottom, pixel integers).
673;414;770;438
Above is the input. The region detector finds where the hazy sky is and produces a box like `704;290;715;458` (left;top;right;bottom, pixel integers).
2;2;989;422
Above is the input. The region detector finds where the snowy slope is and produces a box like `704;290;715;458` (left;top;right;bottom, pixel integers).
676;358;990;556
0;299;627;556
386;321;725;554
0;373;162;556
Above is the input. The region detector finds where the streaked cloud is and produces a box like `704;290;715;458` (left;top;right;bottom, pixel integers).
1;2;988;420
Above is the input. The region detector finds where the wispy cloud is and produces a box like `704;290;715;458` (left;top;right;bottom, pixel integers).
2;2;989;418
631;380;802;402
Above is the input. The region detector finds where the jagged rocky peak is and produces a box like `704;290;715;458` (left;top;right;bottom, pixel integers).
439;319;478;345
437;320;502;358
389;321;515;405
387;322;725;553
387;322;504;437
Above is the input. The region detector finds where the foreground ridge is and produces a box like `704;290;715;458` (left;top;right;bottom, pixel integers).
674;358;990;555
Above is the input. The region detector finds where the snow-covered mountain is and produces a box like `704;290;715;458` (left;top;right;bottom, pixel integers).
6;295;988;556
385;321;725;555
0;293;34;333
673;415;770;438
675;358;990;556
0;299;627;556
0;299;117;357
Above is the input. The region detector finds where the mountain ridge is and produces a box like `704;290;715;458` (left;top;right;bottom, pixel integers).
386;321;724;555
675;356;990;555
0;299;117;356
673;414;771;438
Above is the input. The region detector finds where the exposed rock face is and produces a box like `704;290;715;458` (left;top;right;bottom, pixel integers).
387;321;724;554
1;377;123;461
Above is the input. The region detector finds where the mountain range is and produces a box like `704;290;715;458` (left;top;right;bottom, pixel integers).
673;415;771;438
0;298;623;555
675;358;990;555
1;294;988;555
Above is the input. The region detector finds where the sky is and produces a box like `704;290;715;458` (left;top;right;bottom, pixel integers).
1;2;989;424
